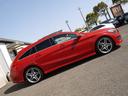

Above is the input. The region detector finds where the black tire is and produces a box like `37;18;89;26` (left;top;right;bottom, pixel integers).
24;66;43;84
96;37;114;55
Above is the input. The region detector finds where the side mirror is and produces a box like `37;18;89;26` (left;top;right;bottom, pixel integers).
77;34;84;39
77;35;81;39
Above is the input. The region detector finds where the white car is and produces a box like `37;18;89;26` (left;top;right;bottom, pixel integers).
90;23;115;32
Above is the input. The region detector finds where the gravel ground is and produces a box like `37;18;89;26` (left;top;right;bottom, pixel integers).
0;25;128;96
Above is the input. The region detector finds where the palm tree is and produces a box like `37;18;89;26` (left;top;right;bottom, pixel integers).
112;0;128;4
86;12;99;26
99;2;111;19
93;1;111;20
75;28;83;32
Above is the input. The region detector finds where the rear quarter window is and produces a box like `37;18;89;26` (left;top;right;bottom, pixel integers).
19;49;31;60
35;39;52;52
19;47;36;60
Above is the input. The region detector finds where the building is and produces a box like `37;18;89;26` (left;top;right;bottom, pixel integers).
0;38;30;88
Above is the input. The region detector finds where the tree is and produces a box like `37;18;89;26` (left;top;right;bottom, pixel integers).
112;0;128;4
93;1;111;20
99;2;111;19
75;28;83;32
86;12;99;26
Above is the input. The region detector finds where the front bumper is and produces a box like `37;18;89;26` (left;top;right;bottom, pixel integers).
115;35;123;45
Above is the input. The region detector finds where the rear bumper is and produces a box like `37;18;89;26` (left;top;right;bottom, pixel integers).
8;67;25;83
6;72;11;82
10;71;24;83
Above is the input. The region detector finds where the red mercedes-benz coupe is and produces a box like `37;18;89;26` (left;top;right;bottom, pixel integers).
9;28;122;84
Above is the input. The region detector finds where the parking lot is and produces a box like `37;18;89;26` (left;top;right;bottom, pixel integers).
0;25;128;96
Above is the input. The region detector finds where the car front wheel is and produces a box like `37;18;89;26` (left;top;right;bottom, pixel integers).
96;37;114;55
25;66;43;84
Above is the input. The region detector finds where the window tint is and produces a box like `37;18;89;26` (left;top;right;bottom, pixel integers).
53;34;66;44
19;47;37;60
124;13;128;19
124;13;128;16
90;25;105;32
53;34;77;44
36;39;52;52
30;47;36;54
68;34;77;39
19;49;31;60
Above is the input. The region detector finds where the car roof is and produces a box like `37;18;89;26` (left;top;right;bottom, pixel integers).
36;31;77;43
15;31;78;60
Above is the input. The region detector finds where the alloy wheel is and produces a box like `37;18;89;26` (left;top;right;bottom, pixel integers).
25;67;42;84
97;37;113;54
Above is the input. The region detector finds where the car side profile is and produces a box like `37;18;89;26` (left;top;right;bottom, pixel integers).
100;18;119;28
89;23;115;32
9;28;122;84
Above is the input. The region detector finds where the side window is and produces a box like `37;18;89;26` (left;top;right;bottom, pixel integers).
19;49;31;60
19;47;36;60
67;34;77;39
124;13;128;18
19;39;52;60
53;34;67;44
53;34;77;44
36;39;52;52
30;47;36;54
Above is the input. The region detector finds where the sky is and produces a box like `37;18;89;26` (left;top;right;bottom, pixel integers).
0;0;122;42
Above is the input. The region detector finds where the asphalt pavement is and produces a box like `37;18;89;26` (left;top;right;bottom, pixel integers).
0;25;128;96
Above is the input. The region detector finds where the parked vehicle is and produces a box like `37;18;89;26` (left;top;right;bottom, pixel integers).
90;23;115;32
100;18;119;28
123;12;128;23
8;29;122;84
116;15;125;26
115;13;128;26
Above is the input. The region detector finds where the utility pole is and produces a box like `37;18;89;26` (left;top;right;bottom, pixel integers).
78;7;88;31
65;20;72;32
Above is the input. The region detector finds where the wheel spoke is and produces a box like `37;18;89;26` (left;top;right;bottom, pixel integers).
30;76;34;81
26;73;32;77
31;68;35;73
99;42;104;46
104;46;108;50
103;38;107;44
101;46;105;50
107;43;112;46
34;75;39;81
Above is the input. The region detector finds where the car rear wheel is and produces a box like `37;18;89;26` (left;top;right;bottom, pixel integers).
25;66;43;84
96;37;114;55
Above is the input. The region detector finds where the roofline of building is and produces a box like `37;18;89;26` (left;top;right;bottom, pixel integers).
0;38;31;45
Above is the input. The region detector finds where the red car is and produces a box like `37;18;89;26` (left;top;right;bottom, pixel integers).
9;28;122;84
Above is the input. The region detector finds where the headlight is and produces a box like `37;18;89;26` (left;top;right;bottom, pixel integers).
107;29;118;34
